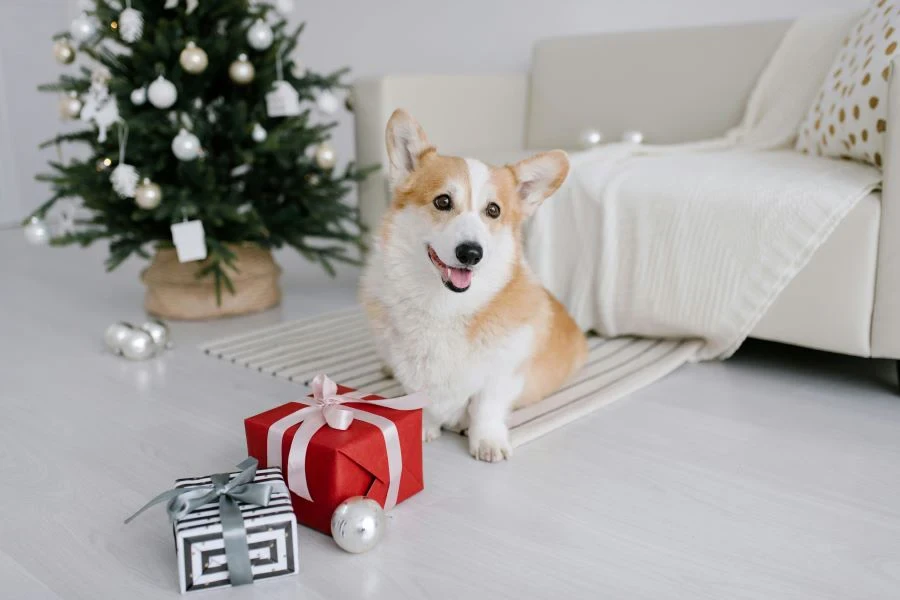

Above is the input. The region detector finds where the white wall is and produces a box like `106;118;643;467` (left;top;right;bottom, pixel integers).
290;0;864;175
0;0;865;223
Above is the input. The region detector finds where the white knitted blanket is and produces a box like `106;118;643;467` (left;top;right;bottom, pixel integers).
525;11;882;360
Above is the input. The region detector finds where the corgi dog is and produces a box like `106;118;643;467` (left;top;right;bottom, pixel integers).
360;109;588;462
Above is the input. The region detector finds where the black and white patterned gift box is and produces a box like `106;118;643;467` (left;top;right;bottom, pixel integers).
172;467;299;593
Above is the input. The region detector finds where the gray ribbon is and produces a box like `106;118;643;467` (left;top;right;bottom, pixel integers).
125;458;273;587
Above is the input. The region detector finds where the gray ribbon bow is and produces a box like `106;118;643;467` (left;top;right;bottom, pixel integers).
125;458;274;587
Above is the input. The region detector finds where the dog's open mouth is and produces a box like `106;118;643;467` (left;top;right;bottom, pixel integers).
427;245;473;293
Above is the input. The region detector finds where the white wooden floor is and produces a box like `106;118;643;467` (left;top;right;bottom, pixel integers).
2;230;899;600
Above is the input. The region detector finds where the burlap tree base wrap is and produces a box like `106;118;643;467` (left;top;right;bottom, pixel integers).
142;245;281;320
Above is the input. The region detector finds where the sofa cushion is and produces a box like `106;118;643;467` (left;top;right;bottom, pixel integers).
796;0;899;167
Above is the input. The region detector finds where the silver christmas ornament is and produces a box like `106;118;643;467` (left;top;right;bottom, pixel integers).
171;128;201;161
247;19;274;51
179;41;208;75
23;217;51;246
53;39;76;65
119;6;144;43
59;92;83;120
130;87;147;106
104;321;135;355
251;123;267;143
228;54;255;85
622;130;644;144
140;320;170;350
148;75;177;109
315;90;340;115
135;178;162;209
330;497;386;554
579;128;603;149
70;13;97;43
122;329;156;361
314;143;337;169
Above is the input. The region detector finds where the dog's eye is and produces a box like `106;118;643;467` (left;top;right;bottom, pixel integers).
433;194;452;211
485;202;501;219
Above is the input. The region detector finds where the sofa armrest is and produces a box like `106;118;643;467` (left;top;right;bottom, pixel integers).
873;64;900;359
352;74;528;235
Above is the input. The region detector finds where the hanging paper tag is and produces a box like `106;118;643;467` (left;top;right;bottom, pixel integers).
171;220;207;262
266;81;302;117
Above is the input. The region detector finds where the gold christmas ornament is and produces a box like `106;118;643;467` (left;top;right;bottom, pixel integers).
314;143;337;169
228;54;255;85
53;39;76;65
135;178;163;210
179;41;208;75
59;91;83;120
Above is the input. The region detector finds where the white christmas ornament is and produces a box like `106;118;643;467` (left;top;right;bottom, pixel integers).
80;70;120;142
251;123;267;143
171;128;201;161
171;220;207;262
266;81;302;117
104;322;135;355
315;143;337;169
130;87;147;105
315;90;340;115
24;217;51;246
179;41;208;75
111;164;139;198
148;75;177;109
330;497;385;554
119;3;144;43
111;123;139;198
579;128;603;149
247;20;274;51
140;320;170;350
122;329;156;360
135;178;162;209
70;13;97;43
622;130;644;144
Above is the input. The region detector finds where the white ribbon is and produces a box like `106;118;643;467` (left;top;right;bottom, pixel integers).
265;374;427;509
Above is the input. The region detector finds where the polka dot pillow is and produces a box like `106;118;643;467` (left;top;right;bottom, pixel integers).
796;0;897;168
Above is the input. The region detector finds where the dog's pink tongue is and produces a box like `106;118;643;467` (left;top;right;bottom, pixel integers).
448;267;473;289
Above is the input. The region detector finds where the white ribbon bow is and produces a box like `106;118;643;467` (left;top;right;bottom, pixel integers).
265;374;427;509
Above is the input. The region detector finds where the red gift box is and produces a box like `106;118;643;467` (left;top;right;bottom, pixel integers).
245;379;425;534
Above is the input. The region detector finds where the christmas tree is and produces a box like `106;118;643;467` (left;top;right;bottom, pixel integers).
28;0;370;301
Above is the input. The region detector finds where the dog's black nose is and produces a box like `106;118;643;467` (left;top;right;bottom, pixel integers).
455;242;483;266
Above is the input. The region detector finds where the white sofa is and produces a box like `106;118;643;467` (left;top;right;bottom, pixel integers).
352;20;900;376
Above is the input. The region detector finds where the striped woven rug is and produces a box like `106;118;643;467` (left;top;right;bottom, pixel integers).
201;308;701;447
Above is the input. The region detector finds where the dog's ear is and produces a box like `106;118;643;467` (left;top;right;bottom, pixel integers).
385;109;432;189
511;150;569;216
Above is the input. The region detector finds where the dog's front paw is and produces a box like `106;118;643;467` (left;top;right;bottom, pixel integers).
468;426;512;462
422;424;442;442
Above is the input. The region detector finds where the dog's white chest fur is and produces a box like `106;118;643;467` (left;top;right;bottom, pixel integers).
365;273;534;426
